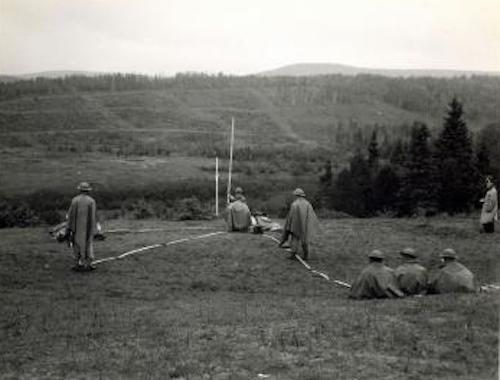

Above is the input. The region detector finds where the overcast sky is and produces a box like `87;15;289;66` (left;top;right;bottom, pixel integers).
1;0;499;75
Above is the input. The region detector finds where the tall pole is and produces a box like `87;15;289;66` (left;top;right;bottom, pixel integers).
227;117;235;204
215;156;219;217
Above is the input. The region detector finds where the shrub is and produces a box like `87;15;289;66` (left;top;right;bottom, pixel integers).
130;198;155;219
0;200;39;228
173;197;212;221
39;210;63;225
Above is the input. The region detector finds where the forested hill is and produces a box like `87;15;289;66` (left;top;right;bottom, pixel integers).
0;74;499;145
0;73;499;224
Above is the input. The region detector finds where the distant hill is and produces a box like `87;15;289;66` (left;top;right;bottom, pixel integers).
257;63;500;78
0;75;19;83
0;70;104;82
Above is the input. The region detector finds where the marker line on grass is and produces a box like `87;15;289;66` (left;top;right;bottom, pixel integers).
106;226;217;234
93;231;226;265
262;233;351;288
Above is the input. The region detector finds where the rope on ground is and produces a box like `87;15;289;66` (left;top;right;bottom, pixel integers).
92;231;226;265
105;226;216;234
262;233;351;289
480;284;500;292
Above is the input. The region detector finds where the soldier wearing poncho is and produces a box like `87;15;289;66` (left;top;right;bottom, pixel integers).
279;188;319;261
67;182;97;271
226;187;252;232
394;248;428;295
427;248;476;294
349;250;404;299
480;175;498;233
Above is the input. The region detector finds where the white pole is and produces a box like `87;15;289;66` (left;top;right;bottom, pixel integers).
215;156;219;217
227;118;235;204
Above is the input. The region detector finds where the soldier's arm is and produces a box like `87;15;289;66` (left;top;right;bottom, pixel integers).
279;229;290;246
484;192;496;212
90;200;97;236
67;199;76;233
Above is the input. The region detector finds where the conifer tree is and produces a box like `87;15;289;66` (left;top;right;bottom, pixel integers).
319;160;333;208
349;152;373;216
389;139;408;169
331;152;373;216
399;122;437;215
475;140;491;178
368;130;380;170
373;165;401;214
434;97;477;213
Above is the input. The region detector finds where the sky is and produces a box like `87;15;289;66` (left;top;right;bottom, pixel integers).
1;0;499;75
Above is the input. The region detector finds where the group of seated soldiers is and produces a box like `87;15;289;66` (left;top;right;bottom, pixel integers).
349;247;476;299
225;186;477;300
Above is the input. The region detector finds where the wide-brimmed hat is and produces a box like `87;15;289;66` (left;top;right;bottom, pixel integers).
293;188;306;197
77;182;92;192
368;249;385;259
400;247;417;258
440;248;457;259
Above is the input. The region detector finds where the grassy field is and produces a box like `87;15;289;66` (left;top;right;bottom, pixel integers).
1;217;498;379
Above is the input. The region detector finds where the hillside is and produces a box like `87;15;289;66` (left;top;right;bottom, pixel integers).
0;74;499;219
258;63;500;78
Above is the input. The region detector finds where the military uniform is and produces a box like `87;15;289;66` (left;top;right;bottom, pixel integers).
395;248;428;295
427;249;476;294
349;250;404;299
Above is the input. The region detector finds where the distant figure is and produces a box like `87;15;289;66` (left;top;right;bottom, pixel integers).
279;188;319;261
226;187;252;232
67;182;97;271
427;248;476;294
480;175;498;233
394;248;428;295
349;250;404;299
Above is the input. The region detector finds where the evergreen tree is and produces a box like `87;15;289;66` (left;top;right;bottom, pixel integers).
473;140;492;208
352;152;374;216
319;160;333;187
475;140;491;178
477;123;500;180
367;130;380;170
373;165;401;214
332;168;354;214
389;139;407;168
318;160;333;208
434;97;478;213
331;152;373;217
399;122;437;215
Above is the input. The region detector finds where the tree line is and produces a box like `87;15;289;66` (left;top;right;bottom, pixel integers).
319;98;496;216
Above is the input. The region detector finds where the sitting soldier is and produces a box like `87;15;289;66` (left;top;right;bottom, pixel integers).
225;187;252;232
394;247;428;295
349;249;404;299
427;248;476;294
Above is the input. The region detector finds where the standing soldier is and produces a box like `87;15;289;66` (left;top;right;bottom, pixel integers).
279;188;319;261
394;248;428;295
67;182;97;271
480;175;498;233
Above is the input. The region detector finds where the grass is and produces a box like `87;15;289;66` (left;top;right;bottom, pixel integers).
0;149;212;196
0;217;498;379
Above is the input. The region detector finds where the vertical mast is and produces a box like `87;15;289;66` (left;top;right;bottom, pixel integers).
215;156;219;217
227;117;235;204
